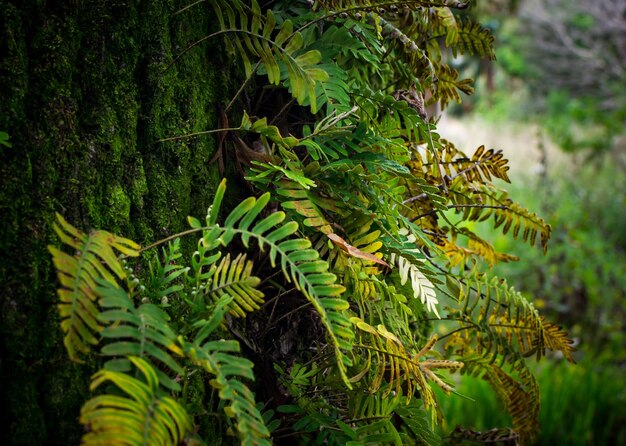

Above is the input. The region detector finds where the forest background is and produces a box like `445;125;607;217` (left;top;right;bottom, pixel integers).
437;1;626;444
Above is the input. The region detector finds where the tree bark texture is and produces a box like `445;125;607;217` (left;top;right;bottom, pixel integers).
0;1;231;443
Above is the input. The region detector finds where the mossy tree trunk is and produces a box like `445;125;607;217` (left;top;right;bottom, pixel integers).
0;1;232;443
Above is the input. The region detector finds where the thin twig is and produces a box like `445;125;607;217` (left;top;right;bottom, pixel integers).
403;193;427;205
173;0;206;16
156;127;241;143
225;61;262;113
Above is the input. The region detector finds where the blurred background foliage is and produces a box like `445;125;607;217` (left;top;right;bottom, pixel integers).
436;0;626;444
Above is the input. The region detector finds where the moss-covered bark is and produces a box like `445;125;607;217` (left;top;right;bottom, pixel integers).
0;1;232;443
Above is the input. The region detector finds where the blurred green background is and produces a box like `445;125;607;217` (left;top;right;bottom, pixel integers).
434;0;626;444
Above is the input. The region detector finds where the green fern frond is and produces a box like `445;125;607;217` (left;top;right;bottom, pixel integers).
395;402;443;446
196;179;355;387
276;179;334;234
310;64;353;114
247;160;316;190
190;351;271;445
145;238;186;303
80;356;192;446
209;0;328;112
48;213;140;363
239;111;300;150
185;306;271;445
97;281;185;392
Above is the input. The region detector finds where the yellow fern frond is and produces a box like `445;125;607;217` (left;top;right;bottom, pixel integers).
48;213;140;362
80;356;192;445
206;253;265;318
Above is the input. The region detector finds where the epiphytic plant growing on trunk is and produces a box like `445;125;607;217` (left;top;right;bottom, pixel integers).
50;1;575;444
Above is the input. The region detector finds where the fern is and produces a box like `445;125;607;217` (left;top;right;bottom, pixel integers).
145;238;186;304
80;356;192;446
209;0;328;112
191;179;355;387
450;19;496;60
431;63;474;110
447;274;576;363
448;181;552;252
206;253;265;318
486;360;540;445
96;281;185;392
48;213;140;362
48;2;577;443
351;317;462;412
391;254;441;317
275;179;335;234
185;306;272;445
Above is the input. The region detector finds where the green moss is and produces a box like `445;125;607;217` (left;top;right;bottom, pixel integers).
106;185;131;223
0;0;235;443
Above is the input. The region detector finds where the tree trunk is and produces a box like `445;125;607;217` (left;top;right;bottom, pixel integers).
0;1;231;443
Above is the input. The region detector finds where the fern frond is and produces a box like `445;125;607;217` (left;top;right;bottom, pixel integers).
431;63;474;110
48;213;140;362
443;227;519;268
80;356;192;446
209;0;328;112
450;275;576;363
97;281;185;392
391;254;441;317
449;19;496;60
395;402;443;446
351;318;461;414
276;179;334;234
413;139;511;184
538;318;577;363
452;354;539;445
145;238;186;304
311;64;353;114
449;181;552;252
485;361;540;445
203;253;265;318
239;111;300;150
185;300;271;445
198;179;355;387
